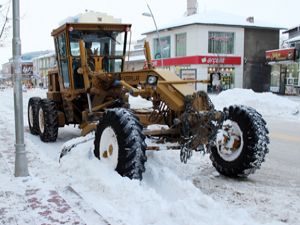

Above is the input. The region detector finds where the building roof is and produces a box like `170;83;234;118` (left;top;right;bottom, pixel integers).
282;24;300;34
286;35;300;43
143;10;286;34
32;51;56;61
20;51;53;63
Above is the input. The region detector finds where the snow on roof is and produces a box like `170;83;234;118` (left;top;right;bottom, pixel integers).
143;10;286;34
286;35;300;43
33;51;56;60
282;24;300;33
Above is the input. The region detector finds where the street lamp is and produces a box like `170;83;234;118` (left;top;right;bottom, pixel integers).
142;3;164;67
12;0;29;177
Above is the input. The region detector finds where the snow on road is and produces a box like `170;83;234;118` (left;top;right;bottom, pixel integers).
0;87;299;225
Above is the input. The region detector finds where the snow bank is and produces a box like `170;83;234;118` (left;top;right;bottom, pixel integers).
59;134;266;225
210;89;300;120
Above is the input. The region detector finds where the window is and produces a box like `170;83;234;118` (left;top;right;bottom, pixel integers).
56;34;69;88
176;33;186;57
208;32;234;54
286;63;299;86
69;30;125;57
60;61;70;88
154;36;170;59
270;65;280;88
103;58;122;73
58;33;67;57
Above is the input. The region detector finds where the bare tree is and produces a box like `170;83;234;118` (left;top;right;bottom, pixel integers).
0;0;12;47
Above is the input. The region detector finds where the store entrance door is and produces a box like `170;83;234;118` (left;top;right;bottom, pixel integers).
279;65;287;94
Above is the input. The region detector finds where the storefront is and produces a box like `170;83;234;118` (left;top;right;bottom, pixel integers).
152;55;241;92
266;48;300;95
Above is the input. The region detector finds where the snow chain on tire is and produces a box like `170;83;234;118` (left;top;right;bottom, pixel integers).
94;108;147;180
210;105;269;177
38;99;58;142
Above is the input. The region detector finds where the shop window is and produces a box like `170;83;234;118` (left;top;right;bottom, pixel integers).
286;64;299;86
207;67;235;93
270;65;280;92
208;32;235;54
176;33;186;57
153;36;171;59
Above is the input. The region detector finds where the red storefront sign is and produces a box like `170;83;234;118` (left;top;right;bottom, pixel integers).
152;55;241;67
265;48;296;62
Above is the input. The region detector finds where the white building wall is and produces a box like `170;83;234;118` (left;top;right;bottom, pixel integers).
145;24;245;90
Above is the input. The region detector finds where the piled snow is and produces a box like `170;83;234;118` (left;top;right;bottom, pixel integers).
210;88;300;120
129;95;153;109
59;135;267;225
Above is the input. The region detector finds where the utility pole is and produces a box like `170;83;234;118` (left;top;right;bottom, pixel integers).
12;0;29;177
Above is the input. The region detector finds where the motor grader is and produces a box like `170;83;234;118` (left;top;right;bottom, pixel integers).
28;22;269;180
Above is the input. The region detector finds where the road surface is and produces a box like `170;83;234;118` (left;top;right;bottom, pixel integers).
193;117;300;224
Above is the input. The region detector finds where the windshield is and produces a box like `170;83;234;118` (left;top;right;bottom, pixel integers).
69;30;125;57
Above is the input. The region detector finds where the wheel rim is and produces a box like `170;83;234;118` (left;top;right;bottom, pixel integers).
99;126;119;169
216;120;244;162
29;105;34;128
38;108;45;134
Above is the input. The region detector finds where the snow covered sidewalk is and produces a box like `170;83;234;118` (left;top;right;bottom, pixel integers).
0;92;112;225
0;154;86;224
0;119;88;225
0;134;116;225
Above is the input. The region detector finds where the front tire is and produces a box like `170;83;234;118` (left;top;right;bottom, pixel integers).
37;99;58;142
28;97;41;135
94;108;147;180
210;105;269;177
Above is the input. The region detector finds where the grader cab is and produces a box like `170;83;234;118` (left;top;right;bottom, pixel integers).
28;22;269;180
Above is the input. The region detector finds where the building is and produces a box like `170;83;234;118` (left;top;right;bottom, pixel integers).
125;38;146;71
1;51;51;85
143;4;283;92
266;25;300;95
32;51;56;87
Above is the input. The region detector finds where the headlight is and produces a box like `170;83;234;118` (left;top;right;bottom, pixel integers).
147;75;158;86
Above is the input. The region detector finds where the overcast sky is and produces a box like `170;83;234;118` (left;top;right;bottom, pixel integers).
0;0;300;67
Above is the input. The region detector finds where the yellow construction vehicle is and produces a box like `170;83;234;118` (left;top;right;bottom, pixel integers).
28;23;269;180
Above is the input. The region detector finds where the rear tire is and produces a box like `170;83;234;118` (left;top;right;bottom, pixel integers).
28;97;41;135
210;105;269;177
37;99;58;142
94;108;147;180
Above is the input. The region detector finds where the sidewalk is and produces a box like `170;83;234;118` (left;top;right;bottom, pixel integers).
0;129;113;225
0;153;86;225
